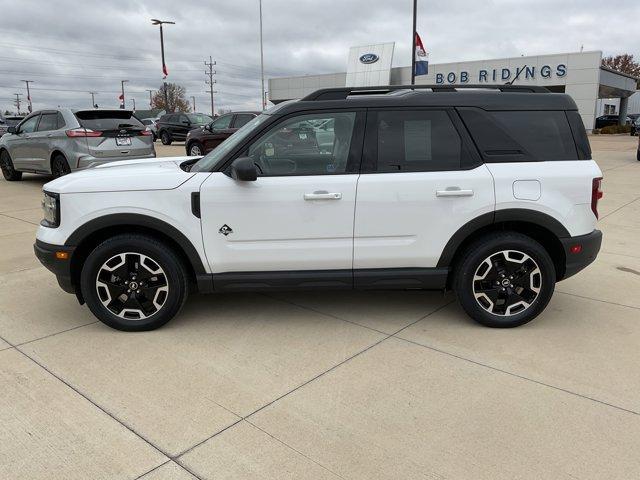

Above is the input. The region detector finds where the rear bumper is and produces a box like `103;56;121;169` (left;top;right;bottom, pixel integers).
34;240;76;294
559;230;602;280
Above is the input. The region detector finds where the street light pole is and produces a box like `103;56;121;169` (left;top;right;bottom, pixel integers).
259;0;266;110
151;19;175;112
411;0;417;86
120;80;128;109
146;89;154;108
89;91;98;108
191;96;196;113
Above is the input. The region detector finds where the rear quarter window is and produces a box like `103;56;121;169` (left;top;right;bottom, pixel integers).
75;110;144;131
459;108;578;162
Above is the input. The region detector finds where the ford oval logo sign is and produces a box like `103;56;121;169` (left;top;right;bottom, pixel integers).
359;53;379;64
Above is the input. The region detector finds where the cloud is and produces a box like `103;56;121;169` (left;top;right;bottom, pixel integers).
0;0;638;114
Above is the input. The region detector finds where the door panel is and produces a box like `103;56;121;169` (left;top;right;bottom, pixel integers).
354;166;495;269
9;114;40;170
200;172;358;273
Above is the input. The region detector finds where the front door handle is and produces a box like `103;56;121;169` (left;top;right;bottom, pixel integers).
436;188;474;197
304;191;342;201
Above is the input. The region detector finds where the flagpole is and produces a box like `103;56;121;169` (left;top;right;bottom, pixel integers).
411;0;417;85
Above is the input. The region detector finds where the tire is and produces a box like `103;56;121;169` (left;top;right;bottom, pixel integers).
0;149;22;181
160;131;172;145
187;142;204;156
453;232;556;328
51;154;71;178
637;149;640;161
80;234;189;331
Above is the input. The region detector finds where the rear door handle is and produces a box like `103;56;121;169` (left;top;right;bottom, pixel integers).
436;188;474;197
304;191;342;200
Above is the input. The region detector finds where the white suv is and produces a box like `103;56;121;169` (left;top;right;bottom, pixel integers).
34;85;603;331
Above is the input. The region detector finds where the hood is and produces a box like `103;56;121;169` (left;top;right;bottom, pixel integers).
44;156;198;194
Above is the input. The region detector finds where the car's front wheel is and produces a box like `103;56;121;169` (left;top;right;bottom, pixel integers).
0;149;22;181
80;234;189;331
187;142;204;156
160;131;172;145
453;232;555;328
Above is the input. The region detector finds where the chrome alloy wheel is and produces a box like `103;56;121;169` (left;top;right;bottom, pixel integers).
472;249;542;316
189;144;202;156
95;252;169;320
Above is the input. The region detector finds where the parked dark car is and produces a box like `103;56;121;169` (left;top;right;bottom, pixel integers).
628;114;640;136
0;116;25;137
156;112;212;145
185;111;259;156
595;114;632;129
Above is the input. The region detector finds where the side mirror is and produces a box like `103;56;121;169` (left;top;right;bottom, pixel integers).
7;126;17;134
182;120;190;125
230;157;257;181
205;123;212;131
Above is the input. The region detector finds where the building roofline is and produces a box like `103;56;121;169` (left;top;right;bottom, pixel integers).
599;65;640;81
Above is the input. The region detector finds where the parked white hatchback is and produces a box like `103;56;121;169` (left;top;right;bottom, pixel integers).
35;85;603;331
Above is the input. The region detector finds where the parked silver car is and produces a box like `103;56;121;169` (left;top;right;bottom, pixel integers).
0;109;155;180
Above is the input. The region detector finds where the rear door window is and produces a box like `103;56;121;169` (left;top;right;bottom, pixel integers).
459;108;577;162
233;114;255;128
366;110;464;172
75;110;144;131
36;113;58;132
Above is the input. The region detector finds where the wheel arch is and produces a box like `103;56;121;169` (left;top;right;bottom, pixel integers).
439;209;569;282
66;214;210;297
50;150;69;170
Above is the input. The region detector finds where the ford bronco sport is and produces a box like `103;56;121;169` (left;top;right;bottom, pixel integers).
34;85;603;331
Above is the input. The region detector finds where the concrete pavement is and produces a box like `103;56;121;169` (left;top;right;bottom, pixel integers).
1;135;639;479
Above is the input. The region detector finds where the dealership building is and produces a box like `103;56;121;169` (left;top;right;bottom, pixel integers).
268;47;639;130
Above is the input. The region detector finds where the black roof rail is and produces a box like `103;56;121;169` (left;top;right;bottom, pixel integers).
302;84;550;101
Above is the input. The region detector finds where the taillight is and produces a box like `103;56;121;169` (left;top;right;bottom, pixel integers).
139;128;152;136
66;128;102;137
591;177;603;219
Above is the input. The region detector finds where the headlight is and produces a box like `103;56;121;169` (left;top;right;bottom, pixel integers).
41;191;60;228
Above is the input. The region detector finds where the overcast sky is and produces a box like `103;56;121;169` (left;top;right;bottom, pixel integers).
0;0;638;115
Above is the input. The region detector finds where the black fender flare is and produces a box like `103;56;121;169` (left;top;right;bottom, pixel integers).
437;209;570;268
65;213;207;275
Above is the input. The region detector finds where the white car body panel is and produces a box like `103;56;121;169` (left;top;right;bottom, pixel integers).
199;172;358;273
353;165;495;269
487;160;602;237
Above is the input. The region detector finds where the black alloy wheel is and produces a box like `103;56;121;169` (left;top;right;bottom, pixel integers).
0;150;22;181
51;154;71;178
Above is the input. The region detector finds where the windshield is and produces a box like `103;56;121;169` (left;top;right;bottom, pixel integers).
187;113;212;124
191;113;271;172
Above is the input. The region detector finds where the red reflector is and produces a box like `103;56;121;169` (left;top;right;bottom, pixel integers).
569;244;582;254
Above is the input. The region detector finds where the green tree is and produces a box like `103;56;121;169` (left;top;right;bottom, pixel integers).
151;83;191;113
602;54;640;87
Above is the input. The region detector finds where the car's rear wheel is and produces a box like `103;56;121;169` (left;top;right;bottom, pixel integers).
0;150;22;181
453;232;555;328
188;142;204;156
637;149;640;161
51;154;71;178
80;234;189;331
160;131;172;145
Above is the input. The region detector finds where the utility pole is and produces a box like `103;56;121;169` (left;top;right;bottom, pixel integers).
120;80;128;109
132;98;136;112
259;0;266;109
190;96;196;113
21;80;34;112
89;91;98;108
146;89;154;108
13;93;22;115
411;0;417;86
205;56;216;116
151;19;175;111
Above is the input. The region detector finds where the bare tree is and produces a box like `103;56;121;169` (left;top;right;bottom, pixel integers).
151;83;191;113
602;54;640;87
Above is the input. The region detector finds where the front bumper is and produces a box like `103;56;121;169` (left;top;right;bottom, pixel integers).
34;239;76;294
560;230;602;280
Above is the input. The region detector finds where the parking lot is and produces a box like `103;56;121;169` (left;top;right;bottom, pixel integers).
1;135;639;479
